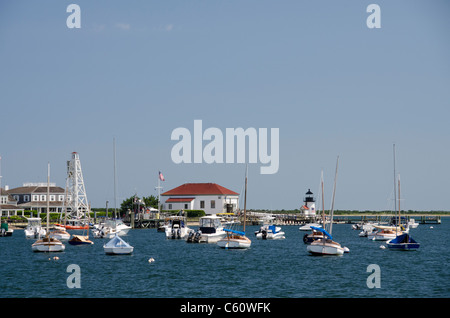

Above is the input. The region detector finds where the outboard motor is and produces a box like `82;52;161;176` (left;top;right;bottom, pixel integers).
194;230;202;243
177;228;181;239
262;229;268;240
187;230;195;243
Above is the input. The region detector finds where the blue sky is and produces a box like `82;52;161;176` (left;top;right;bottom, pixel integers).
1;0;449;211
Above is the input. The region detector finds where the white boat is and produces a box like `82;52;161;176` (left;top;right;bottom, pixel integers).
31;163;65;253
103;234;133;255
307;238;345;256
217;165;252;249
103;138;133;255
306;157;348;256
217;229;252;249
187;215;226;243
255;224;285;240
368;226;400;241
32;236;66;252
93;219;130;238
165;216;191;239
408;218;419;229
48;226;71;240
299;223;321;231
24;217;46;239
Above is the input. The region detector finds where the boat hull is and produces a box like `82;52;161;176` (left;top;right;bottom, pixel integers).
104;246;134;255
32;239;65;252
307;240;344;256
217;236;251;249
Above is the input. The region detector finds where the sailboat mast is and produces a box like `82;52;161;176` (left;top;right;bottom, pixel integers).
243;165;248;233
393;144;397;216
47;162;50;232
113;138;117;219
398;175;401;231
321;170;325;227
329;156;339;236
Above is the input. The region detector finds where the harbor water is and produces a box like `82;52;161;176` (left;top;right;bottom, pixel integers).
1;218;449;298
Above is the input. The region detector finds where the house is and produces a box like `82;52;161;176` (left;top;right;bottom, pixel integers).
0;187;24;217
6;183;67;215
161;183;240;215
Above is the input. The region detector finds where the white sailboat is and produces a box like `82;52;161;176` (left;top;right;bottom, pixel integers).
32;163;65;253
307;156;348;256
217;166;252;249
386;174;420;251
103;138;133;255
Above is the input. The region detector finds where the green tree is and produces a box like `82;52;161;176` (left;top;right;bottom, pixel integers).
120;194;159;215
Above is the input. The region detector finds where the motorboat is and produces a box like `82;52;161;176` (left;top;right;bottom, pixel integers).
104;234;133;255
186;215;226;243
255;224;285;240
24;217;46;239
92;219;130;238
165;216;191;239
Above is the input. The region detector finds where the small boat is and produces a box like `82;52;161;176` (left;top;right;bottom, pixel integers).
217;229;252;249
32;235;66;252
306;158;348;256
368;227;400;241
387;233;420;251
31;163;65;253
68;234;93;245
299;222;321;231
255;225;285;240
1;221;13;237
386;174;419;251
24;217;46;239
165;216;191;239
306;226;346;255
48;227;71;241
217;165;252;249
103;234;133;255
187;215;226;243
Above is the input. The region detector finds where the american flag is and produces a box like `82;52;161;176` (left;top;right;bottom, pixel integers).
159;171;165;181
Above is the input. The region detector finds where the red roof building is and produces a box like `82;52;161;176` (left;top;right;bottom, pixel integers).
161;183;239;215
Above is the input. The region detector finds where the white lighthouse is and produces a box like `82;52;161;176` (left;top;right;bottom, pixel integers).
301;189;316;217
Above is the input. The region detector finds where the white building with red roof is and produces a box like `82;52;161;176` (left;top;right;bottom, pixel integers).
161;183;239;215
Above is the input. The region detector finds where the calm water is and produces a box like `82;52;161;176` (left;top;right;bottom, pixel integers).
1;218;449;298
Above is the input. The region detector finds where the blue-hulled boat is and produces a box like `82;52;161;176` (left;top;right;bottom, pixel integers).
386;233;420;251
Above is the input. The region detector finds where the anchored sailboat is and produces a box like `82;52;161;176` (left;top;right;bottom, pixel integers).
217;166;251;249
307;156;349;256
103;138;133;255
387;174;420;251
31;163;65;252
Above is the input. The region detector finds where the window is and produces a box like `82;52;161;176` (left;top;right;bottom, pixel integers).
24;195;30;202
41;195;46;201
33;195;39;201
50;195;56;201
200;201;205;209
168;204;172;210
184;204;188;209
59;195;64;201
210;200;215;209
